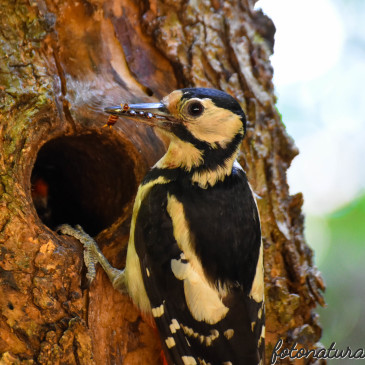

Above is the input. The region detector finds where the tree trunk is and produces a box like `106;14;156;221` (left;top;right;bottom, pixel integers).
0;0;325;364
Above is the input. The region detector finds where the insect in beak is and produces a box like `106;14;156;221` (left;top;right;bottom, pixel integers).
104;103;172;128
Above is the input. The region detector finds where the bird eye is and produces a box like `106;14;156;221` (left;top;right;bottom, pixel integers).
186;101;204;117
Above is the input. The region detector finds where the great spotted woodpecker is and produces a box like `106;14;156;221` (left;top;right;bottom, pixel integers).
59;88;264;365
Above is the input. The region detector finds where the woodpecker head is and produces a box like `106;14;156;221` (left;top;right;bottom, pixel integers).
105;88;246;177
106;88;246;143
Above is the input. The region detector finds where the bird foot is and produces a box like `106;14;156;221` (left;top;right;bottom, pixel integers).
57;224;127;292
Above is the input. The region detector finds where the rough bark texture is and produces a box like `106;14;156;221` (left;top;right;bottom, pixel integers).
0;0;325;364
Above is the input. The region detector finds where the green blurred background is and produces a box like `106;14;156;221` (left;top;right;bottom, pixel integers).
312;197;365;352
256;0;365;362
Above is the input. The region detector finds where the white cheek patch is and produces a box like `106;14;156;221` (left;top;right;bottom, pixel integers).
186;99;243;144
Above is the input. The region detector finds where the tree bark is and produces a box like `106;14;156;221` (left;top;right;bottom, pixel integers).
0;0;325;364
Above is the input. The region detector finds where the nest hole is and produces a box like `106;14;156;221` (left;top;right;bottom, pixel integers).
31;133;137;236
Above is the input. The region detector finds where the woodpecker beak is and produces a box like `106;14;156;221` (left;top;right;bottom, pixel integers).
104;102;174;128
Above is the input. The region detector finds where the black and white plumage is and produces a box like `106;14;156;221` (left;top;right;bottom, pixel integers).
115;88;264;365
60;88;264;365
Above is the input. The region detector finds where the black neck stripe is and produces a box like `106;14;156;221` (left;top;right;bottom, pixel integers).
142;167;181;185
169;123;208;150
142;131;244;185
194;131;243;173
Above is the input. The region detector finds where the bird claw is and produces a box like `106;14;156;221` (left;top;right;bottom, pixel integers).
57;224;126;292
57;224;98;283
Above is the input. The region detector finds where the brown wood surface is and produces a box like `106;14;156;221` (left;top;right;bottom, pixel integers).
0;0;325;364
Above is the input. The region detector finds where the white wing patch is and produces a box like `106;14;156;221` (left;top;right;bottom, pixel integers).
182;356;197;365
165;337;176;348
151;303;165;318
181;325;220;347
171;256;228;324
167;195;229;325
125;176;171;314
258;325;265;347
223;329;234;340
258;305;263;319
246;179;264;303
169;318;181;333
204;329;219;346
249;243;264;303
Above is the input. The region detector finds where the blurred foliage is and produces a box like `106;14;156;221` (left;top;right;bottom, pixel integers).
310;193;365;362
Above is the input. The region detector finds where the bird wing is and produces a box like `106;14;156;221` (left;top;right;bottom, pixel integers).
134;170;264;365
134;182;195;365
